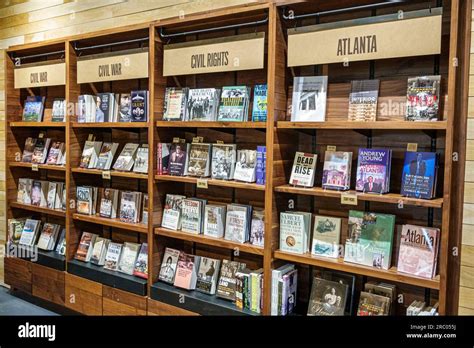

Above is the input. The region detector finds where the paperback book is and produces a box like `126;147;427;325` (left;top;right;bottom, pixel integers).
23;96;45;122
173;253;201;290
291;76;328;122
159;248;181;284
163;87;189;121
356;148;392;194
289;152;317;187
196;257;221;295
307;277;348;316
186;143;211;177
322;151;352;191
348;79;380;121
217;260;246;301
233;150;257;183
279;211;312;254
251;84;268;122
406;75;441;121
217;86;250;122
211;143;236;180
400;151;437;199
168;142;188;176
203;204;226;238
311;215;341;258
187;88;220;121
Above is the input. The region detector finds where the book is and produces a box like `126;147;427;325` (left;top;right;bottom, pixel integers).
168;142;188;176
289;152;317;187
133;145;149;173
357;291;391;316
186;143;211;177
130;90;148;122
103;242;123;271
322;151;352;191
157;143;171;175
99;188;119;219
119;191;142;223
46;142;65;165
217;86;250;122
161;194;186;230
187;88;220;121
279;211;312;254
8;218;25;244
74;232;97;262
235;268;251;310
364;281;396;315
51;99;66;122
113;143;139;171
173;253;201;290
307;277;348;316
211;143;236;180
96;93;116;122
19;219;41;246
76;186;93;215
203;204;226;238
55;183;64;210
36;223;60;251
46;182;57;209
31;180;42;206
400;151;438;199
224;204;251;243
291;76;328;122
90;237;110;266
271;264;295;315
317;270;356;315
181;198;205;234
159;247;181;284
163;87;188;121
251;84;268;122
79;140;102;169
142;194;149;225
56;228;66;255
22;137;37;163
311;215;341;258
356;148;392;194
196;256;221;295
96;142;119;170
119;93;132;122
397;224;440;279
133;243;148;279
256;146;266;185
250;268;264;313
22;96;45;122
233;149;257;182
118;242;141;275
406;75;441;121
249;209;265;247
344;210;396;270
31;137;51;164
348;80;380;121
217;259;246;301
77;95;96;123
280;269;297;315
17;178;32;204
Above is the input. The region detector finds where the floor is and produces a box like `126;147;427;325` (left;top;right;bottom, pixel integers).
0;286;59;315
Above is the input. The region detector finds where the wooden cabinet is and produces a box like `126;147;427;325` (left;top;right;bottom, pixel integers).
4;258;32;294
103;286;147;316
65;273;103;315
32;263;65;306
147;298;199;316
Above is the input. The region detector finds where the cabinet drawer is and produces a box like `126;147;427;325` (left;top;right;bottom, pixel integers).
147;298;199;316
65;273;103;315
103;286;147;316
32;263;65;306
4;257;32;293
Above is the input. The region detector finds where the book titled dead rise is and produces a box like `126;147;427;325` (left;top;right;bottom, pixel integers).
289;152;317;187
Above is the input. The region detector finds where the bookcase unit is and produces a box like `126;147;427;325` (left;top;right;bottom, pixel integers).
3;0;468;316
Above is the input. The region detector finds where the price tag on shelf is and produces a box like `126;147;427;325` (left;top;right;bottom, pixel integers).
102;171;111;180
192;136;200;143
172;137;180;143
38;132;44;139
407;143;418;152
216;140;224;144
327;145;337;152
31;164;39;172
197;179;208;189
341;193;358;206
88;133;94;141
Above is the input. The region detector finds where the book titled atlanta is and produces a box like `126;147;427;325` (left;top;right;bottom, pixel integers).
400;151;438;199
355;148;392;194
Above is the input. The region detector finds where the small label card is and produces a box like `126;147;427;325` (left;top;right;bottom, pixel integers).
407;143;418;152
341;193;358;206
197;179;208;189
31;164;39;172
327;145;337;152
102;171;111;180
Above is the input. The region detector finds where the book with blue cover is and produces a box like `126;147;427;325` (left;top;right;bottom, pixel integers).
256;146;266;185
251;84;268;122
400;151;437;199
22;96;45;122
356;148;392;194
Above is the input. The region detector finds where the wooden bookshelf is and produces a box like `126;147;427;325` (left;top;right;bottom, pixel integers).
8;162;66;172
71;122;149;128
156;121;266;128
72;168;148;180
9;202;67;217
9;121;66;128
155;175;265;191
72;213;148;234
277;120;448;130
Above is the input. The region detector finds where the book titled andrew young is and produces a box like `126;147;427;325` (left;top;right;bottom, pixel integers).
289;152;317;187
356;148;392;194
400;151;437;199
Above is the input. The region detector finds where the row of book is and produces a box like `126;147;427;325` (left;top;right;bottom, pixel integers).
280;210;439;280
158;247;264;313
163;84;267;122
78;91;148;123
162;194;264;246
290;75;440;122
17;179;66;211
75;231;148;279
22;97;65;122
158;141;266;184
80;137;148;173
21;136;66;166
8;218;66;254
291;149;437;199
76;187;148;224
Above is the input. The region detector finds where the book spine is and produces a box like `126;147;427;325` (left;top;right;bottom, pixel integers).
250;273;258;312
256;146;266;185
157;143;162;175
243;274;251;310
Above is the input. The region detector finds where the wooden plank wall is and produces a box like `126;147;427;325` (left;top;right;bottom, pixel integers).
460;2;474;316
0;0;260;284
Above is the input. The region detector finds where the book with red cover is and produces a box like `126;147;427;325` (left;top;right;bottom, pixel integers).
173;253;201;290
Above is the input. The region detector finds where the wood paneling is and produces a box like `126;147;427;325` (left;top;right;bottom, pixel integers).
65;273;103;315
147;298;199;316
31;263;65;306
103;286;147;316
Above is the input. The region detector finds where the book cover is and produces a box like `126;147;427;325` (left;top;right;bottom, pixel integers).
52;99;66;122
224;204;249;243
19;219;40;246
356;148;391;194
76;186;92;215
406;75;441;121
217;86;249;122
233;150;257;182
103;242;123;271
400;151;437;199
133;146;149;173
157;143;171;175
211;144;236;180
322;151;352;191
196;257;221;295
130;90;148;122
317;270;357;316
279;212;311;254
348;80;380;121
168;142;187;176
133;243;149;279
291;76;328;122
203;204;226;238
307;278;348;316
173;253;200;290
397;224;439;279
186;143;210;177
90;237;109;265
119;93;132;122
31;181;42;206
22;137;37;163
289;152;317;187
357;291;391;316
75;232;96;262
311;215;341;258
256;146;266;185
161;194;185;231
118;242;140;275
180;198;203;234
217;260;246;301
46;142;64;165
251;84;268;122
187;88;220;121
163;87;188;121
119;191;139;223
23;96;45;122
250;209;265;247
159;247;181;284
113;143;139;171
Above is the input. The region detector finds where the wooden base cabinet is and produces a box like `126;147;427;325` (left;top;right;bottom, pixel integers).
103;286;147;316
65;274;103;315
4;258;32;294
31;264;65;306
147;298;199;316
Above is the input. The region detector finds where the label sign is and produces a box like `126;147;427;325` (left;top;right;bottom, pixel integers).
14;62;66;88
102;171;111;180
163;33;265;76
197;179;208;189
288;8;442;67
341;193;358;206
407;143;418;152
77;50;148;83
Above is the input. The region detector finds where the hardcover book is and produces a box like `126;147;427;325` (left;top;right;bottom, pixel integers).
344;210;396;270
217;86;250;122
356;148;392;194
357;291;391;316
96;142;119;170
173;253;201;290
159;248;181;284
133;243;149;279
311;215;342;258
196;257;221;295
217;260;246;301
211;143;236;180
31;138;51;164
203;204;226;238
251;84;268;122
186;143;211;177
291;76;328;122
22;96;45;122
187;88;220;121
307;277;348;316
19;219;40;246
119;191;141;223
289;152;317;187
161;194;186;230
46;142;65;165
36;223;59;251
168;142;188;176
103;242;123;271
406;75;441;121
76;186;93;215
397;224;439;279
400;151;437;199
133;146;149;173
52;99;66;122
224;204;251;243
163;87;188;121
348;79;380;121
233;149;257;183
22;137;37;163
74;232;97;262
279;211;312;254
119;93;132;122
157;143;171;175
118;242;141;275
113;143;139;171
130;90;148;122
90;237;110;266
250;209;265;247
99;188;119;219
180;198;205;234
322;151;352;191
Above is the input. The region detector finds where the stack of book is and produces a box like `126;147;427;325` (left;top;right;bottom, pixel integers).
21;136;66;166
17;178;66;211
271;264;298;315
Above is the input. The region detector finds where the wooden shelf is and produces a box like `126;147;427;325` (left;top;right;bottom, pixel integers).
9;121;66;128
71;167;148;179
9;162;66;171
9;201;66;217
155;227;264;256
277;120;448;130
72;213;148;233
156;121;266;128
155;175;265;191
274;250;440;290
274;185;444;208
71;122;149;128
